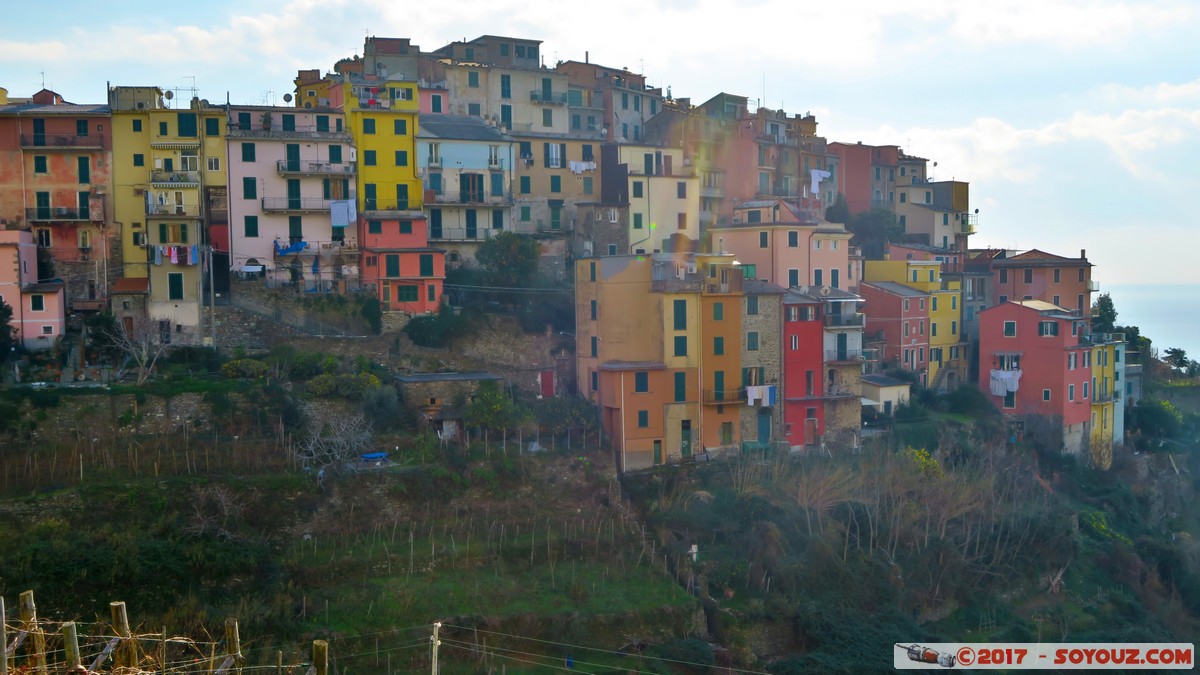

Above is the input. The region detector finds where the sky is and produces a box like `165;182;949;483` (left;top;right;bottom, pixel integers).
2;0;1198;294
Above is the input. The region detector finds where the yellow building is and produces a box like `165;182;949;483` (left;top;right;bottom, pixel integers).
293;69;335;109
109;87;225;342
335;77;422;217
1089;335;1121;469
510;134;599;233
620;144;700;254
863;258;965;390
576;252;745;471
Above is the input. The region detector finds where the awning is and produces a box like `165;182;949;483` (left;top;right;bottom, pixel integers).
860;397;880;406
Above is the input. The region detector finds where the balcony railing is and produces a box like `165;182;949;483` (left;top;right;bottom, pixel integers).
825;350;865;363
530;90;568;104
20;134;105;150
428;227;491;242
702;387;745;404
1092;390;1115;404
1087;280;1100;292
145;204;201;218
362;200;418;213
430;191;512;206
700;186;725;199
261;197;332;213
320;240;359;254
823;312;865;328
150;170;201;185
276;159;356;175
26;207;91;222
226;122;351;140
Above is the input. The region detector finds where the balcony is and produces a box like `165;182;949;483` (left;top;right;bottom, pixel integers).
825;349;866;364
702;387;745;405
26;207;92;222
275;159;356;176
427;156;442;168
226;122;351;141
320;240;359;254
823;385;859;400
261;197;332;213
530;90;568;105
145;204;201;219
1092;390;1115;404
20;134;105;150
1087;280;1100;292
430;191;513;206
150;170;201;187
428;227;490;242
362;200;423;218
418;78;449;90
700;186;725;199
823;312;865;328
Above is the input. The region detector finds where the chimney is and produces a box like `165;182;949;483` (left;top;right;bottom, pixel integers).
585;51;589;64
1080;248;1086;260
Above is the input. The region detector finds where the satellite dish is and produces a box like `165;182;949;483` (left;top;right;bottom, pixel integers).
164;90;174;100
283;93;293;102
820;285;831;296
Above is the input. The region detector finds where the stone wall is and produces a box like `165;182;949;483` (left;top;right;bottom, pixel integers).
740;294;783;444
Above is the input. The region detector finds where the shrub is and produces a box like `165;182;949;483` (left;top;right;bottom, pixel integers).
307;372;380;400
358;295;382;335
220;359;269;380
362;385;400;429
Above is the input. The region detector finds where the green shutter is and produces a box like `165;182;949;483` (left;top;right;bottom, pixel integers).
673;299;687;330
329;145;342;164
244;216;258;237
168;273;184;300
419;254;434;277
385;254;400;277
674;372;686;402
180;223;188;243
159;223;168;243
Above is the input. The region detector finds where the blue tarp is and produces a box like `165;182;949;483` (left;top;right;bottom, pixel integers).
274;240;309;256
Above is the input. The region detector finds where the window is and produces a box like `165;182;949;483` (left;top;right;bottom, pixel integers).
468;103;481;116
1003;321;1016;337
713;337;724;355
582;176;593;194
159;121;168;136
1043;389;1052;401
590;300;597;320
1000;269;1009;284
368;220;382;234
674;372;686;402
500;74;511;99
931;323;937;337
132;119;142;132
431;95;442;113
674;335;687;356
633;213;643;229
747;332;759;351
677;182;686;198
673;299;687;330
244;215;258;237
550;175;561;193
788;269;799;287
742;264;757;279
952;320;958;335
813;269;822;287
1069;384;1075;401
637;410;649;428
932;297;939;312
747;296;759;315
1024;268;1033;284
289;216;303;242
788;231;798;247
677;213;687;230
590;336;598;357
363;119;375;134
1083;381;1089;399
168;273;184;300
205;117;219;135
33;156;47;173
542;109;553;127
241;143;255;162
468;71;480;88
385;254;400;277
713;302;723;321
395;150;408;166
589;262;595;282
393;119;407;135
1078;268;1086;282
635;371;649;392
521;206;531;221
632;181;643;198
395;285;418;302
30;294;45;311
1038;321;1059;336
519;176;530;194
399;221;412;234
1003;391;1015;408
133;154;144;167
790;335;799;350
207;157;221;172
329;145;342;164
759;231;768;248
242;177;256;199
364;150;377;166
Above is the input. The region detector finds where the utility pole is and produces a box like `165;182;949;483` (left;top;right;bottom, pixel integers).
430;622;441;674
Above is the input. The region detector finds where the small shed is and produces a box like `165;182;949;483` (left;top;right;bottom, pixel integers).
395;371;505;439
861;374;911;416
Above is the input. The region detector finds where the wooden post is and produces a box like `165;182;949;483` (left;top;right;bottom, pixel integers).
312;640;328;675
111;601;135;669
19;591;46;674
224;618;243;675
61;622;82;669
160;626;168;675
1;596;8;675
276;650;283;675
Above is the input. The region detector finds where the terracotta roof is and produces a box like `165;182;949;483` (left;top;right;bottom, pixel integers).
112;277;149;293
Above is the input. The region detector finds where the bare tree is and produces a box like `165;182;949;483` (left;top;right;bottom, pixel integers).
293;409;374;483
108;319;167;386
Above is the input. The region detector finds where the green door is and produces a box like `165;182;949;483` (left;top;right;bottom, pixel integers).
35;192;50;220
757;407;772;443
653;440;662;465
836;332;848;361
32;119;45;146
287;179;301;210
680;420;692;458
285;144;300;172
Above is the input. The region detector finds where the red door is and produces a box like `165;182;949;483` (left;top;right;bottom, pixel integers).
539;370;555;398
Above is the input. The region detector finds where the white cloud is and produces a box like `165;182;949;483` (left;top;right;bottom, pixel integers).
1093;77;1200;105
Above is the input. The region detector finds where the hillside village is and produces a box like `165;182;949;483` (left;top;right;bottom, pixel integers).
0;34;1144;470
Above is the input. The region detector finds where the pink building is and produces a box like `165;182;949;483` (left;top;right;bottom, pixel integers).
711;199;855;290
0;230;65;350
978;300;1092;453
860;281;929;382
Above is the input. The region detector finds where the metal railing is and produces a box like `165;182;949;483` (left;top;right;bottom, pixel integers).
227;123;351;139
26;207;90;221
825;350;865;363
530;90;568;104
261;197;332;212
702;387;745;404
20;134;105;149
276;159;356;175
824;312;865;328
145;204;201;218
150;170;201;184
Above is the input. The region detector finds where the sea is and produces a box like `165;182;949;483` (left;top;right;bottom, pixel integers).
1103;284;1200;359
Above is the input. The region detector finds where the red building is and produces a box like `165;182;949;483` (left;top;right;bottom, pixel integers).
782;292;826;446
860;280;929;382
0;89;112;311
358;215;445;313
828;142;899;215
978;300;1092;453
990;249;1094;317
